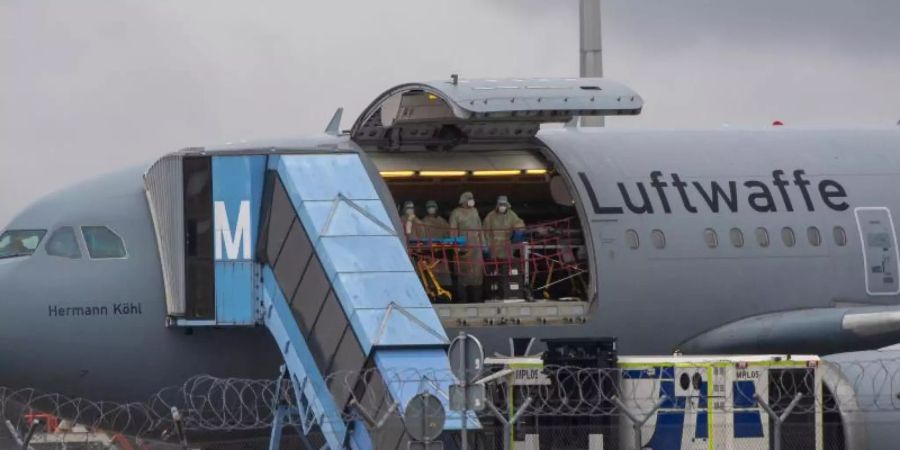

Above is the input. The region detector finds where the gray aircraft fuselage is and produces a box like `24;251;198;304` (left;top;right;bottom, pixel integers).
2;126;900;407
468;127;900;358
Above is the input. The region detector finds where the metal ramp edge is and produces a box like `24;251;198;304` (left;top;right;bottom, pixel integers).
255;152;468;449
261;265;347;449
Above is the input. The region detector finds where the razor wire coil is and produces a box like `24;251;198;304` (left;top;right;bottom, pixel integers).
2;360;900;446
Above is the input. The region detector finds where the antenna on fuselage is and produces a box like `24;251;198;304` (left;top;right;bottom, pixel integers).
579;0;604;127
325;107;344;135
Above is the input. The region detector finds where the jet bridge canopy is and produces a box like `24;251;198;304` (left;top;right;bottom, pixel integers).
351;77;643;150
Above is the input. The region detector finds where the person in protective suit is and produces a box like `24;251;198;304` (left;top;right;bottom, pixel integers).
420;200;452;286
421;200;450;238
401;200;422;238
483;195;525;299
449;192;484;303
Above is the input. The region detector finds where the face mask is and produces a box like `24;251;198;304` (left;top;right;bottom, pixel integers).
498;205;508;213
466;199;475;208
427;207;437;215
405;209;415;217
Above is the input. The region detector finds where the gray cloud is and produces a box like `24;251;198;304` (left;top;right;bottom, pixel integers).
2;0;898;227
605;1;900;57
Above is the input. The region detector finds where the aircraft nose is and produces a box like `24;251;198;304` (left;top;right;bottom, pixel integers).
0;260;17;307
0;259;25;314
0;259;29;388
0;260;14;288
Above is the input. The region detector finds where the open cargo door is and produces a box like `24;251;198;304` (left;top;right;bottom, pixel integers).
350;77;643;327
351;77;643;151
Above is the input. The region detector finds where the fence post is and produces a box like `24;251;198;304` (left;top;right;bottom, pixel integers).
170;406;188;450
612;396;667;450
487;397;533;450
755;392;803;450
19;419;41;450
458;332;468;450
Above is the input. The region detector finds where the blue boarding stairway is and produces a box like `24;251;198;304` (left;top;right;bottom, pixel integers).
254;151;475;449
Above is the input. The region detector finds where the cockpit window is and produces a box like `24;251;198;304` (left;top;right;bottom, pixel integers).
0;229;47;259
81;226;127;259
46;227;82;259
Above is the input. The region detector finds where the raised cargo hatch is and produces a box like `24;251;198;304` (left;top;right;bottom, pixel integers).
351;77;643;151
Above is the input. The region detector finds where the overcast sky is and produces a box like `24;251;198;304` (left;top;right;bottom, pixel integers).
2;0;899;227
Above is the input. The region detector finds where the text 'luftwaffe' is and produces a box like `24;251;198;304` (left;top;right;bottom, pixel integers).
578;170;849;215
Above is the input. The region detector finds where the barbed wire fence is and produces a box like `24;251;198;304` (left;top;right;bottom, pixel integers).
2;358;900;449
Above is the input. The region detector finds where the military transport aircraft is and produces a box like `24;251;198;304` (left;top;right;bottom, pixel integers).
2;77;900;448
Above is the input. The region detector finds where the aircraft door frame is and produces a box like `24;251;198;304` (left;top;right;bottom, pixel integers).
183;156;216;319
854;207;900;296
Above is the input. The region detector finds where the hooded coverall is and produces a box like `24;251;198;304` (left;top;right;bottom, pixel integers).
449;205;484;302
483;208;525;299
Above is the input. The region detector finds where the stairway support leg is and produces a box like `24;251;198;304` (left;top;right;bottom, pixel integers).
269;365;295;450
269;405;291;450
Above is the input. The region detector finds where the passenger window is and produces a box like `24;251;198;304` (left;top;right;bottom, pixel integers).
782;227;796;247
0;229;47;259
755;227;770;247
807;226;822;247
625;229;640;250
704;228;718;248
81;226;127;259
729;228;744;248
45;227;82;259
651;229;666;249
833;226;848;247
